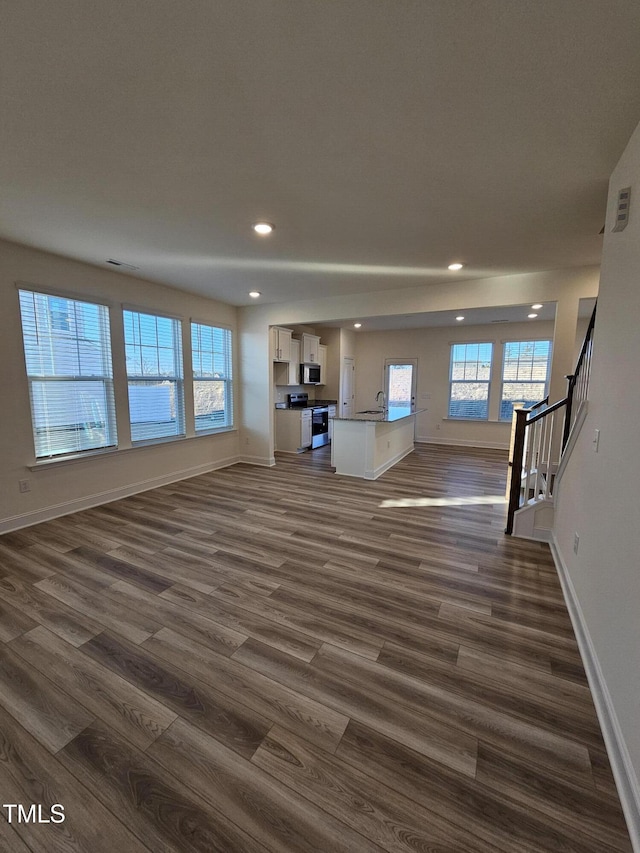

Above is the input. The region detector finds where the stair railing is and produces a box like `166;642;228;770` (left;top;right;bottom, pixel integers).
506;303;597;535
562;304;597;448
505;399;566;533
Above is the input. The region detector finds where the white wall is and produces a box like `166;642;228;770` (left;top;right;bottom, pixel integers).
553;125;640;847
351;320;556;449
0;240;239;531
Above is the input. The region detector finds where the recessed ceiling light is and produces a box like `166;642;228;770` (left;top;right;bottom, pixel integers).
531;303;543;310
456;315;465;321
528;313;538;319
448;263;464;271
353;322;362;328
252;221;274;235
249;291;261;298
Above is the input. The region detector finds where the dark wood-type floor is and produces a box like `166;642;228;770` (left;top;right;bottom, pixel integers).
0;444;632;852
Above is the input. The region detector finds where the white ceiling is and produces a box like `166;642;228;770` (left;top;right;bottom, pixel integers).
316;298;597;332
2;3;640;307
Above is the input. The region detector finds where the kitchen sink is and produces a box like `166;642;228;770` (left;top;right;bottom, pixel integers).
356;409;385;414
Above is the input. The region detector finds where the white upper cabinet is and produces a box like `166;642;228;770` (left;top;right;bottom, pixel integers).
273;338;301;386
288;339;301;384
318;344;327;385
301;333;321;364
272;326;292;362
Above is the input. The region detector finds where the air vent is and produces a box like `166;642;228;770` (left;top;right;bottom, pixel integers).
612;187;631;232
491;319;509;323
106;259;139;271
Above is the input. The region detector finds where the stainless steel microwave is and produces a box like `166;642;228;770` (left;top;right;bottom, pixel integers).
300;363;321;385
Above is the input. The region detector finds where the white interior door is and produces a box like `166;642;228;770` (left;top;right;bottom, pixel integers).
384;359;417;416
341;357;355;418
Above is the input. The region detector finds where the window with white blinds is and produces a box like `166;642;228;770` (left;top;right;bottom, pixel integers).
500;340;552;420
191;322;233;431
123;310;185;442
18;289;117;459
448;342;493;419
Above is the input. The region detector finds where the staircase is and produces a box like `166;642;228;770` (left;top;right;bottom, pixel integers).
506;303;596;539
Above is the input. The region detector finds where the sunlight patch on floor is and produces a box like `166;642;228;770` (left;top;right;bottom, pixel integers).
380;494;507;508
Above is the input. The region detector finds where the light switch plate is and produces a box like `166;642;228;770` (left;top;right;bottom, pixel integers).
612;187;631;232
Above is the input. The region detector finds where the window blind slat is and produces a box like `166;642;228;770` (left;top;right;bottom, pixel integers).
124;310;185;442
500;340;552;420
191;322;233;432
449;342;492;420
19;290;117;458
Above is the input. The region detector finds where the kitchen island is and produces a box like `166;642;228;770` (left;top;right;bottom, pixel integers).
330;409;423;480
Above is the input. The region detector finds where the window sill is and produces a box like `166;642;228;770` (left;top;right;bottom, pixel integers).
28;427;237;470
193;426;235;438
30;446;120;469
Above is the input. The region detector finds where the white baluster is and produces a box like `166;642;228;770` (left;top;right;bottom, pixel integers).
524;419;536;503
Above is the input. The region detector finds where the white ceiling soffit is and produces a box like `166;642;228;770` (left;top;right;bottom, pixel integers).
317;298;597;332
2;3;640;306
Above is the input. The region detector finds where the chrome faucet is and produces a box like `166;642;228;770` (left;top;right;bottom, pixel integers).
375;390;386;410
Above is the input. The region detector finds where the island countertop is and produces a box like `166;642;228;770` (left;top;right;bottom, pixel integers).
331;408;425;423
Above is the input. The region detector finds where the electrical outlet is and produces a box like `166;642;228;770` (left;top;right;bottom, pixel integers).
245;437;250;445
436;423;441;430
387;440;391;448
573;533;580;554
19;479;30;493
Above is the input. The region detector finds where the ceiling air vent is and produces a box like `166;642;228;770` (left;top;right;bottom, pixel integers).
106;259;139;271
612;187;631;232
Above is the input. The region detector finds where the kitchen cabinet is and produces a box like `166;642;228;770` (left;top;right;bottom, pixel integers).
288;339;301;384
273;338;300;386
275;408;312;452
301;333;320;364
272;326;292;362
328;404;336;442
331;411;417;479
318;344;327;385
301;409;312;448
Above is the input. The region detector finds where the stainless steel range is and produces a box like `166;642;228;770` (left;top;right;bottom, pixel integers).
287;392;330;448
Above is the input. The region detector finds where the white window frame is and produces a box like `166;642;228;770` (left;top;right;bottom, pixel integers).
191;321;234;432
18;287;117;460
448;342;493;420
500;339;553;421
123;308;185;443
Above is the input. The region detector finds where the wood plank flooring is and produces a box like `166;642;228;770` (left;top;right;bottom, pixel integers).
0;443;632;852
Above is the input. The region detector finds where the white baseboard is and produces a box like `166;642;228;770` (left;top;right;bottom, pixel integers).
416;436;510;451
550;535;640;853
367;445;414;480
532;527;553;542
0;455;241;534
511;528;553;543
331;446;414;480
236;454;276;467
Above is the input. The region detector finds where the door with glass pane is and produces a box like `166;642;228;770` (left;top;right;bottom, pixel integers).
384;359;417;417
